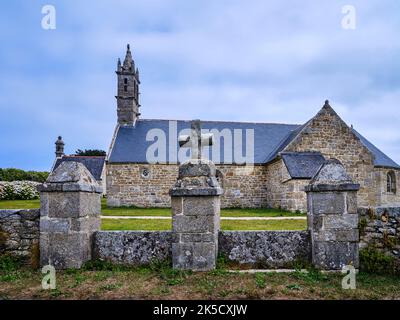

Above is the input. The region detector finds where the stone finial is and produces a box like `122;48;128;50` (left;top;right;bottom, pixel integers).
305;159;359;192
321;99;333;112
55;136;64;158
123;43;133;70
39;161;102;193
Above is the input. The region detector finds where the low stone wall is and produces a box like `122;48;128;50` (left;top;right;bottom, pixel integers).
8;207;400;270
358;207;400;260
219;231;311;268
93;230;311;268
93;231;173;264
0;209;40;267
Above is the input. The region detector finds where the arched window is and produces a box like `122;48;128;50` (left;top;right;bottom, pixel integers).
387;171;396;193
124;78;128;84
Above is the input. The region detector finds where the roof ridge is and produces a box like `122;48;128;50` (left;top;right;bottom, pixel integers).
136;118;302;126
64;155;106;158
281;151;322;155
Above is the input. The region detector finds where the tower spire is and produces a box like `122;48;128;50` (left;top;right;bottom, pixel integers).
123;44;133;70
115;44;141;126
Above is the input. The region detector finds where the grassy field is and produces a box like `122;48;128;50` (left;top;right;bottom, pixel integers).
102;218;307;231
0;199;304;217
103;204;304;217
0;199;306;230
0;257;399;300
0;199;41;209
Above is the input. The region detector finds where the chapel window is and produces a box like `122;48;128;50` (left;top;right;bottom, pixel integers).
387;171;396;194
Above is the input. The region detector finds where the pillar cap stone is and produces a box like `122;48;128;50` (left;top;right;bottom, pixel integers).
304;158;360;192
178;159;216;178
170;159;223;196
38;161;103;193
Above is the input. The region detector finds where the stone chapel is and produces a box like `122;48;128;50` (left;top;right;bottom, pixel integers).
105;45;400;212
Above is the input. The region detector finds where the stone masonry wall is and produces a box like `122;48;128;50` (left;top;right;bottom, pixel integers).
106;164;179;207
0;209;40;267
219;231;311;268
93;230;312;268
358;207;400;261
217;165;268;208
283;104;377;207
94;231;173;264
265;159;309;212
107;163;268;208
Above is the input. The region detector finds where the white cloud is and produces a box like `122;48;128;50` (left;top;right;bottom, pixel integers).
1;0;400;169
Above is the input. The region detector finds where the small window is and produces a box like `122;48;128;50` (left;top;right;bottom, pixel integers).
141;167;150;179
124;78;128;84
387;171;396;193
124;85;127;92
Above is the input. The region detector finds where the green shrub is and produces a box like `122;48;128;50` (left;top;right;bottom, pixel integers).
75;149;106;156
360;248;399;275
0;255;23;272
0;168;49;183
0;181;40;200
0;255;24;282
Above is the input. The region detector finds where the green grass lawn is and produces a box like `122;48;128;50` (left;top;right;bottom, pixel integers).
0;198;304;217
103;206;305;217
101;218;306;231
0;199;306;230
0;199;41;209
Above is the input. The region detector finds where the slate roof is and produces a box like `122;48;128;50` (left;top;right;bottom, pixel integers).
53;156;106;180
108;119;300;164
352;129;400;169
281;152;326;179
108;119;400;168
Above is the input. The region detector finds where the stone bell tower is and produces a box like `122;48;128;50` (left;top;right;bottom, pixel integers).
116;44;140;126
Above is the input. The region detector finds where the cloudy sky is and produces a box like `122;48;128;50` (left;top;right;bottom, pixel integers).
0;0;399;170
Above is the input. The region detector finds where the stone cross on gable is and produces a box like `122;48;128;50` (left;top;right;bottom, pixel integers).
178;119;213;160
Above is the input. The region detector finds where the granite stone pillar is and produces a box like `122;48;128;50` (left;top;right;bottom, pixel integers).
38;161;102;269
170;159;223;271
305;159;360;270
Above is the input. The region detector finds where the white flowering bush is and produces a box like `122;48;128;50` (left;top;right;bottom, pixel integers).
0;181;41;200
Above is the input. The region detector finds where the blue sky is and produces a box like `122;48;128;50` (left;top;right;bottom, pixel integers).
1;0;400;171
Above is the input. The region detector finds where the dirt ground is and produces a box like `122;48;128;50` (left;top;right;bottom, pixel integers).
1;263;399;300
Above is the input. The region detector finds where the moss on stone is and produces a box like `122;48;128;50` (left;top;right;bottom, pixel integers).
0;226;9;252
